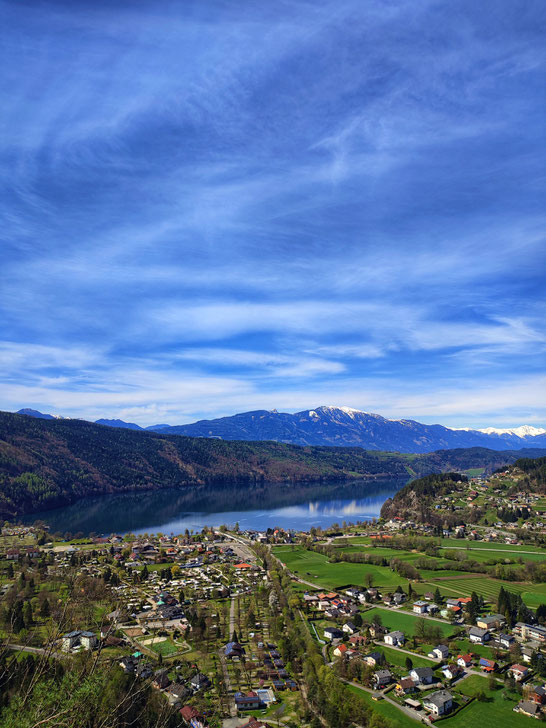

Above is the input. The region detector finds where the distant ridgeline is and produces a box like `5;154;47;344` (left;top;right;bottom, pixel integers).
1;410;545;517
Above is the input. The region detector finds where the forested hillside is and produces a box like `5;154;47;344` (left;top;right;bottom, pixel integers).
380;473;465;522
511;455;546;492
1;411;545;517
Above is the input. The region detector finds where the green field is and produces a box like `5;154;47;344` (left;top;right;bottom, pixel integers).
455;675;493;697
273;546;405;589
374;644;437;668
441;679;535;728
439;540;546;554
347;684;420;728
362;607;454;638
274;545;546;609
420;575;546;607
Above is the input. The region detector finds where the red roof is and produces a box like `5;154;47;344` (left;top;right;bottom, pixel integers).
234;562;252;569
180;705;201;720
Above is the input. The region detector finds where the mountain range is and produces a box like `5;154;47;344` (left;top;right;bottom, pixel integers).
16;406;546;454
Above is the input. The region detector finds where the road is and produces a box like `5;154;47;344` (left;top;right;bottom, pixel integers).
4;643;63;659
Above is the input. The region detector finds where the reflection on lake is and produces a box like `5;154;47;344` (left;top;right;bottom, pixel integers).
22;479;407;535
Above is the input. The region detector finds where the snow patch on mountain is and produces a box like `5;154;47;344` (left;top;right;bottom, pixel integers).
451;425;546;437
479;425;546;437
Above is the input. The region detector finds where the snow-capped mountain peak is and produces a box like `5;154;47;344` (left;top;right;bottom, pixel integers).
478;425;546;437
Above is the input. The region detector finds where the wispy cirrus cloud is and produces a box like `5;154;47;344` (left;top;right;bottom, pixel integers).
0;0;544;428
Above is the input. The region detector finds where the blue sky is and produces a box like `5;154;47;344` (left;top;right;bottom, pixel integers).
1;0;545;428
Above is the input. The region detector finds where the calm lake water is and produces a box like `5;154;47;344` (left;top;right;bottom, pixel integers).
22;478;407;536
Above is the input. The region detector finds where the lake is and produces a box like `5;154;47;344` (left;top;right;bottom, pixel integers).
22;478;407;536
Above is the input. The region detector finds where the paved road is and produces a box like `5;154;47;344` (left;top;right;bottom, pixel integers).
5;643;63;659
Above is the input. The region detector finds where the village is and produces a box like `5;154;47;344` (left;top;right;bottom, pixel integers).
1;464;546;728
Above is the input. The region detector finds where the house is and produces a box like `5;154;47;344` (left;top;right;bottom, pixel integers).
61;631;81;652
410;667;434;685
79;631;98;650
528;686;546;705
446;598;462;610
395;677;416;695
457;654;473;668
374;669;392;688
522;646;535;663
179;705;206;728
442;664;463;681
514;700;541;718
510;664;530;682
476;614;505;630
369;624;385;638
235;691;262;710
165;683;191;705
431;644;449;660
423;689;453;716
384;630;405;646
479;658;497;673
343;621;357;635
225;642;246;658
424;592;434;601
515;623;546;643
61;630;97;652
497;633;515;649
333;644;348;658
349;634;367;647
363;651;383;666
240;720;273;728
393;592;406;604
190;673;210;692
413;600;428;614
469;627;490;644
324;627;344;641
153;670;171;690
